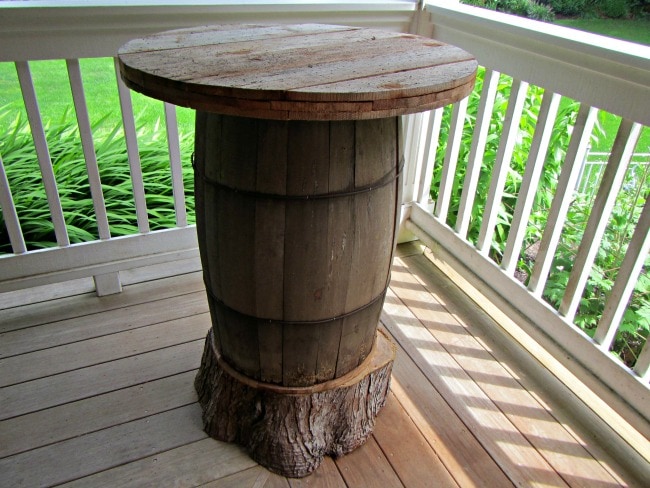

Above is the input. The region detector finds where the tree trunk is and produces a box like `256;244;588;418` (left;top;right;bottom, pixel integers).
194;328;395;478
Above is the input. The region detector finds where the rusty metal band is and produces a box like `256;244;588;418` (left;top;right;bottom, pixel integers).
191;153;404;201
204;285;387;326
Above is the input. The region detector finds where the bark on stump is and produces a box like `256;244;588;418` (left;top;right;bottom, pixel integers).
194;328;395;478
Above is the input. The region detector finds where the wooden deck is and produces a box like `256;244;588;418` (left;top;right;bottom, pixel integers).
0;243;640;487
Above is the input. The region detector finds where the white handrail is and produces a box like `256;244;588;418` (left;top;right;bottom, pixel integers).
0;1;418;61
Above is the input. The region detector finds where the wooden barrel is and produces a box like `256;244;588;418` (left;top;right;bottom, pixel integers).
194;112;401;387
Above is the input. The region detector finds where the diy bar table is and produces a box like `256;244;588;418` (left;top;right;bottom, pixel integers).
118;23;476;478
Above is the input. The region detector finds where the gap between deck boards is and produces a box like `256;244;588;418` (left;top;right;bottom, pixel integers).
0;243;639;487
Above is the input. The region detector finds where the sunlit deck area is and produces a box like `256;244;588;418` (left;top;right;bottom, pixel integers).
1;1;649;486
0;243;638;487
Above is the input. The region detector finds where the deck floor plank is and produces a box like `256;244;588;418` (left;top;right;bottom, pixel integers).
0;371;197;458
372;391;459;488
0;247;631;487
381;320;515;487
0;271;204;333
388;286;567;486
0;290;208;358
402;253;624;488
59;438;257;488
0;405;207;487
0;313;210;386
287;457;347;488
198;465;291;487
1;340;204;420
373;392;458;488
386;259;571;487
334;436;403;488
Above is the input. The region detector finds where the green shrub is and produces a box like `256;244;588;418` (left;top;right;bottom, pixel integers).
0;105;195;252
525;1;556;20
462;0;555;21
499;0;533;16
544;0;589;16
430;68;649;368
598;0;630;17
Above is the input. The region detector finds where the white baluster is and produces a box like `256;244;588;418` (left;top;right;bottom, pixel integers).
560;120;642;322
595;196;650;358
456;68;500;238
66;58;111;240
163;102;187;228
502;90;561;275
434;97;468;223
528;104;598;296
0;155;27;254
477;78;528;256
114;57;150;234
417;108;444;208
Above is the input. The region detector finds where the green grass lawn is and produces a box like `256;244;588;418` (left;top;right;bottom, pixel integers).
0;57;194;136
554;18;650;46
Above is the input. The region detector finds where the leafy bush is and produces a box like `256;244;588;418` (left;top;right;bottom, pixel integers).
462;0;555;20
526;1;556;20
0;105;195;253
598;0;630;17
430;68;649;368
543;0;589;16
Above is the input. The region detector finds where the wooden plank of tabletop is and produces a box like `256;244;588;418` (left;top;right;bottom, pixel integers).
118;24;477;120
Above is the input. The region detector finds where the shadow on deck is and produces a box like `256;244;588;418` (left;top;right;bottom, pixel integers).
0;243;638;487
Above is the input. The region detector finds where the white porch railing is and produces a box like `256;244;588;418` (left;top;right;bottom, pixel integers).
404;0;650;454
0;0;418;295
1;0;649;468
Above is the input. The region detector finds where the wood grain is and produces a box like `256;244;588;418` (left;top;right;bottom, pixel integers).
0;371;197;458
1;340;204;420
3;249;638;486
194;329;395;478
118;24;476;120
195;114;400;386
62;439;258;488
0;405;207;488
372;392;459;487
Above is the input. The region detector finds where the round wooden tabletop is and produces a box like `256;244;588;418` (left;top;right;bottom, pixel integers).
118;23;477;121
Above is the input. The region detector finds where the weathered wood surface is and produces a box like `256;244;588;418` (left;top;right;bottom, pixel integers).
195;113;400;387
194;329;395;478
118;24;477;120
0;249;639;487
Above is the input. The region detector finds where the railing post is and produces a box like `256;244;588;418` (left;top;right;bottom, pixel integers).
93;271;122;296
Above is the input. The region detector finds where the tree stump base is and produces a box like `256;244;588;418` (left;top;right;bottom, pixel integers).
194;328;395;478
